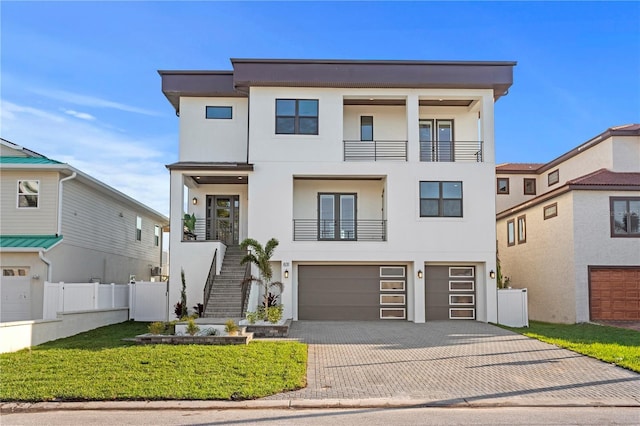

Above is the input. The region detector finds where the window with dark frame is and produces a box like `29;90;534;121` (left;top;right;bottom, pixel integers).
275;99;318;135
507;219;515;246
154;225;161;246
17;180;39;208
543;203;558;220
419;181;463;217
360;116;373;141
136;216;142;242
497;178;509;194
524;178;536;195
205;106;232;119
517;215;526;244
548;169;559;186
610;197;640;237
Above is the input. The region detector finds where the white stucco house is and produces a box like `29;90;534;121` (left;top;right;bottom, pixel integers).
160;58;516;323
0;140;168;322
496;125;640;324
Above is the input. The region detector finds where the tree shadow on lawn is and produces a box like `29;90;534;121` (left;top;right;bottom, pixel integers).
35;321;150;351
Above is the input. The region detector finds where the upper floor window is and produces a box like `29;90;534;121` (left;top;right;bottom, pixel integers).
524;178;536;195
275;99;318;135
543;203;558;220
420;181;463;217
205;106;232;119
17;180;39;208
497;178;509;195
517;215;527;244
548;169;559;186
360;116;373;141
610;197;640;237
154;225;161;246
136;216;142;241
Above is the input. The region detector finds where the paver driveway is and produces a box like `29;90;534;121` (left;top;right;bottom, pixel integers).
266;321;640;405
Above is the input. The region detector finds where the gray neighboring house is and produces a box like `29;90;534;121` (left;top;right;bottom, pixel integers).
0;139;168;322
496;125;640;324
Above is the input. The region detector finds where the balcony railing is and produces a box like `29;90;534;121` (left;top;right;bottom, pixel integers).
420;140;484;162
293;219;387;241
344;140;407;161
182;218;234;242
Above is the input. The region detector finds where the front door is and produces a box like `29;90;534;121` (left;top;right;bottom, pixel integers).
420;119;454;162
206;195;239;244
318;193;357;240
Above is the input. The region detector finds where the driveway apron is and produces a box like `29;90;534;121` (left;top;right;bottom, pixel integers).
265;321;640;405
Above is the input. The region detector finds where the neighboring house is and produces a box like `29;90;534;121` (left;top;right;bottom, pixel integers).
0;139;168;322
160;58;515;323
496;125;640;324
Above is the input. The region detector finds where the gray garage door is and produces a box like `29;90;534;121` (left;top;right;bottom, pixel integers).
425;265;476;320
298;265;406;320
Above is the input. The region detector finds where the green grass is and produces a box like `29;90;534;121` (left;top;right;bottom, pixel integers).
0;321;307;402
503;321;640;373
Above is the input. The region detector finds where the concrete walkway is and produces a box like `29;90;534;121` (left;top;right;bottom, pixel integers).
264;321;640;406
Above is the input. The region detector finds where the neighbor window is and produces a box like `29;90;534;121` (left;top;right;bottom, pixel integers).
497;178;509;194
154;225;161;246
507;219;515;246
548;169;559;186
517;215;527;244
17;180;39;208
205;106;232;119
275;99;318;135
524;178;536;195
610;197;640;237
136;216;142;241
420;181;463;217
360;116;373;141
544;203;558;220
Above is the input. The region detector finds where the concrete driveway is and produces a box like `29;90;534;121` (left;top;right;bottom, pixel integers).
265;321;640;406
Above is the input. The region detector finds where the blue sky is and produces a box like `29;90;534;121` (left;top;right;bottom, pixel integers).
1;1;638;216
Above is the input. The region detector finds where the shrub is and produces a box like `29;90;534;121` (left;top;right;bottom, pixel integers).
246;311;259;324
262;292;279;308
148;322;166;335
174;302;184;319
186;318;200;336
225;319;239;334
266;305;283;324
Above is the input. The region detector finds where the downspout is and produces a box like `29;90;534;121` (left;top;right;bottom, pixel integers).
57;172;77;236
39;250;52;282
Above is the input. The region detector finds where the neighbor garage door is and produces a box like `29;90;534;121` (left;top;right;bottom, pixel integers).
298;265;406;320
1;267;32;322
590;267;640;321
425;265;476;320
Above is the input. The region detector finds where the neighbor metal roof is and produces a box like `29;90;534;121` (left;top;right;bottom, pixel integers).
0;157;63;165
0;235;63;250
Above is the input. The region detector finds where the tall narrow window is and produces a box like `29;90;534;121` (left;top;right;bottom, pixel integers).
497;178;509;194
507;220;515;246
524;178;536;195
360;116;373;141
517;215;526;244
275;99;318;135
419;181;463;217
548;169;559;186
136;216;142;241
154;225;161;246
610;197;640;237
17;180;39;208
318;193;356;240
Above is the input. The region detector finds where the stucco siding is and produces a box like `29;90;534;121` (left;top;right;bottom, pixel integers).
572;190;640;322
497;191;576;323
495;172;539;214
611;136;640;172
0;170;59;235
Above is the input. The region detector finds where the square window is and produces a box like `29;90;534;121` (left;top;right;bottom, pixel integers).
524;178;536;195
543;203;558;220
275;99;318;135
205;106;232;119
17;180;39;208
497;178;509;194
420;181;463;217
548;169;559;186
610;197;640;237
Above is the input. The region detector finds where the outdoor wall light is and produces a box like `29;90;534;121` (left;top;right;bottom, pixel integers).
284;269;289;279
489;270;496;279
192;197;198;205
417;270;423;279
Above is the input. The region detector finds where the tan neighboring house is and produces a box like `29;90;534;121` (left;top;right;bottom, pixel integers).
496;125;640;324
0;139;168;322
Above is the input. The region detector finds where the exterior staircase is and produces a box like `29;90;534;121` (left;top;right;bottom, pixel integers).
203;245;249;319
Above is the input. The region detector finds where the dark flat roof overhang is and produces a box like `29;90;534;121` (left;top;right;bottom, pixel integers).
158;71;246;111
165;162;254;172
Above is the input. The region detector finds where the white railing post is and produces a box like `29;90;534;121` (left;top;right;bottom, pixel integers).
93;282;99;309
110;283;115;308
128;283;135;320
59;282;65;314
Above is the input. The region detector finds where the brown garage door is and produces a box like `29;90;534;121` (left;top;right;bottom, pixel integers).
425;265;476;320
590;267;640;321
298;265;406;320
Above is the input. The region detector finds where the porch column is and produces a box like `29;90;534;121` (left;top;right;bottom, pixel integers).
406;94;420;162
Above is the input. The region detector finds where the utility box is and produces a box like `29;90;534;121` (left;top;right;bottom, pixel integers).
497;288;529;327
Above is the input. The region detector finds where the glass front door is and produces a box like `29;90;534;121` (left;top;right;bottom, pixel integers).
318;193;356;241
420;119;454;162
206;195;239;244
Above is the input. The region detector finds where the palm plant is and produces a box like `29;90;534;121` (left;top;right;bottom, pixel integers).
240;237;283;314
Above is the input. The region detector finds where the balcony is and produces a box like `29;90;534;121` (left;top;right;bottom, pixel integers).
293;219;387;241
182;218;236;244
420;140;484;162
343;140;407;162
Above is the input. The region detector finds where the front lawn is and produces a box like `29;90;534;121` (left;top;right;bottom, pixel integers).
503;321;640;373
0;321;307;401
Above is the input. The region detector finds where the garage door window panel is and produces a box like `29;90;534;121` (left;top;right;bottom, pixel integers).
380;308;406;319
449;280;474;291
380;294;405;305
380;280;405;291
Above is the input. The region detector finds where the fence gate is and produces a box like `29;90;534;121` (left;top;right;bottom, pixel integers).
129;281;169;322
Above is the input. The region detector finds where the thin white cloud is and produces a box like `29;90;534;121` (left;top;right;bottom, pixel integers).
63;109;96;121
29;87;161;116
1;100;173;216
